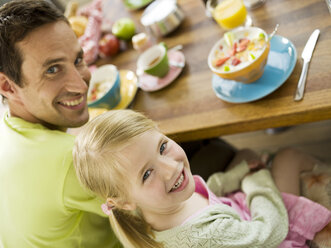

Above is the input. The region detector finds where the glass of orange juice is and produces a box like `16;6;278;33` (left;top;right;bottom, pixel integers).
207;0;252;30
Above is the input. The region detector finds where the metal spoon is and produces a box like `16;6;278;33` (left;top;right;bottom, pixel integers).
168;44;183;52
169;61;185;68
268;24;279;41
169;44;185;67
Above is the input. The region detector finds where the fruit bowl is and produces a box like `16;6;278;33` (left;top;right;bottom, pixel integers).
87;65;121;109
208;26;270;84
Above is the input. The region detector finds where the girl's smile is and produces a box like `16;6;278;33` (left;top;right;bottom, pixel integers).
169;169;189;193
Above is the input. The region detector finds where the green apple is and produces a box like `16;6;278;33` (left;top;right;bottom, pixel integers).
112;17;136;40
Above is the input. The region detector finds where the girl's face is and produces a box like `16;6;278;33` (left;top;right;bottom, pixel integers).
119;130;195;216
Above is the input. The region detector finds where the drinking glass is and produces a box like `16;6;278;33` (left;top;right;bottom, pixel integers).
243;0;266;9
326;0;331;14
206;0;252;30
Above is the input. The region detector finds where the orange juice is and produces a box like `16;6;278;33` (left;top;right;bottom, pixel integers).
212;0;247;30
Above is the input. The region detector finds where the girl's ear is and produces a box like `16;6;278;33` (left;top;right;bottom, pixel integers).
122;202;137;211
0;73;20;101
106;197;137;211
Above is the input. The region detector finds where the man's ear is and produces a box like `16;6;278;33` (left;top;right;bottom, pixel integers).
106;197;137;211
0;73;20;100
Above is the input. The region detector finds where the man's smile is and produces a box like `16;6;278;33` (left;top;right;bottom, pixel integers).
58;95;85;108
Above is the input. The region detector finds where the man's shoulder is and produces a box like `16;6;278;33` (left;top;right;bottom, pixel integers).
0;115;77;176
1;114;76;147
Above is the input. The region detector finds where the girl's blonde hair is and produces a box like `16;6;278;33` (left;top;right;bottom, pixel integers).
72;110;163;248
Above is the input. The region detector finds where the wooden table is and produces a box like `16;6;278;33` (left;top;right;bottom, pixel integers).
99;0;331;142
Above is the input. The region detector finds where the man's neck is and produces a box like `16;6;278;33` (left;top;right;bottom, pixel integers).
8;105;66;132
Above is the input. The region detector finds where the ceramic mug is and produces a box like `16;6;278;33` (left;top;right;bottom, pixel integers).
137;43;169;78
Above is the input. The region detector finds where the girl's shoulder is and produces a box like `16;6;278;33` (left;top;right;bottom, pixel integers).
154;204;242;247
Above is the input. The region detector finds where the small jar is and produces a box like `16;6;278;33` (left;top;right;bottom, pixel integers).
132;33;152;52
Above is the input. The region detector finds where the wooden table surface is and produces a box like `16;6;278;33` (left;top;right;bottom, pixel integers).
99;0;331;142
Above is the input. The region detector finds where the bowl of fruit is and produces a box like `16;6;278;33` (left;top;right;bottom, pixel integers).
208;26;270;83
87;64;121;109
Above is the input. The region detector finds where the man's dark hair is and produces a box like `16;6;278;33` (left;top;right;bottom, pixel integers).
0;0;67;87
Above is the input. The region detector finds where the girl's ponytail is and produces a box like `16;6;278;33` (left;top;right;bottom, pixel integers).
109;209;163;248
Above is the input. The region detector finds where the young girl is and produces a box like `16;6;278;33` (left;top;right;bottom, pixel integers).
73;110;331;248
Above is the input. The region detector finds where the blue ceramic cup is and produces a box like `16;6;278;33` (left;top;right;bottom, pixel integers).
87;65;121;109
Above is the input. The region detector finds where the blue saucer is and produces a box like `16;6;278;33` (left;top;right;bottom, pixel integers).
212;35;297;103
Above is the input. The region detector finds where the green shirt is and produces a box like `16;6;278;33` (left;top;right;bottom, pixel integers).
0;113;121;248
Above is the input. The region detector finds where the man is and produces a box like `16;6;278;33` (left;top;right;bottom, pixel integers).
0;0;120;247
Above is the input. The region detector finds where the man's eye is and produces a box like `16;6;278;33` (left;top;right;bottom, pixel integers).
160;142;167;155
143;170;152;182
75;57;83;65
46;66;59;74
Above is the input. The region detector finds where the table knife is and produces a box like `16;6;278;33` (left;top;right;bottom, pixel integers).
294;29;320;101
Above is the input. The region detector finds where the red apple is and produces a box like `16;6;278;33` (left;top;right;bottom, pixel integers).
98;33;120;58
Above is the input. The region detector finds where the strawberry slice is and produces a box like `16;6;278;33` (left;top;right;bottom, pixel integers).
215;56;230;67
236;44;247;52
231;58;241;66
236;38;250;53
229;42;237;56
239;38;250;47
91;94;97;101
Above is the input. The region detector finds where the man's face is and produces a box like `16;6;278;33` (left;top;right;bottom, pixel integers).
14;21;90;130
